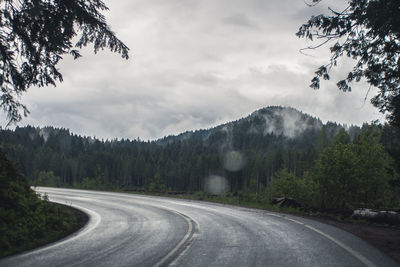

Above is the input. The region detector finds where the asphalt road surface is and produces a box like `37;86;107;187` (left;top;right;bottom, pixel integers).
1;188;397;267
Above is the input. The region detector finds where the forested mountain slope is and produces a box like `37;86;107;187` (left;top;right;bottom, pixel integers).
0;106;362;192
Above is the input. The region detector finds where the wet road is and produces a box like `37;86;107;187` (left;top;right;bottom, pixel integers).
0;187;397;266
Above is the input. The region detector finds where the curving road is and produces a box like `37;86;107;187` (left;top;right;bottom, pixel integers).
0;187;397;267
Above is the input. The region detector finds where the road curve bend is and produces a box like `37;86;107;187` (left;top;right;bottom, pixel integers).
0;188;397;267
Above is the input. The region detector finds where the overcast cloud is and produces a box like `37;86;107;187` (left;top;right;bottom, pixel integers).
4;0;383;140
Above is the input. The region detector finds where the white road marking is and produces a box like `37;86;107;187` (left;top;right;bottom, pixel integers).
154;210;199;267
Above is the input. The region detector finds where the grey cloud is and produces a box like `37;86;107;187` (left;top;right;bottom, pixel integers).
222;13;259;29
4;0;382;141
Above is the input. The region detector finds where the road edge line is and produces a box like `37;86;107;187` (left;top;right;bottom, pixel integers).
267;213;376;267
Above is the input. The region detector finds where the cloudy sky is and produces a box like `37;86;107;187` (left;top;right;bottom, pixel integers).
6;0;383;140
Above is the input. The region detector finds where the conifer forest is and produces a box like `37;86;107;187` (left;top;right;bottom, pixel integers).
1;106;399;211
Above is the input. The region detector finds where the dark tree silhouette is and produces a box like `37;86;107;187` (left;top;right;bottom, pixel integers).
297;0;400;125
0;0;129;124
387;95;400;129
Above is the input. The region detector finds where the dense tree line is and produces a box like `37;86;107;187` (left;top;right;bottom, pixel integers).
0;106;398;210
269;128;399;210
0;107;331;190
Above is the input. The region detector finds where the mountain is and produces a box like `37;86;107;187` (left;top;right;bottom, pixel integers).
0;106;362;192
158;106;325;144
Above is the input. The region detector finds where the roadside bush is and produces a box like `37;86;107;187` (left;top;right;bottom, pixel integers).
311;129;396;210
267;168;308;203
0;150;84;258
